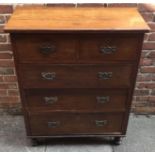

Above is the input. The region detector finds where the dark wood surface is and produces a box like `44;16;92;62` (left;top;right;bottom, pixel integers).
29;112;124;136
14;34;77;63
19;64;133;88
14;33;142;63
79;34;142;62
5;7;148;142
25;89;127;112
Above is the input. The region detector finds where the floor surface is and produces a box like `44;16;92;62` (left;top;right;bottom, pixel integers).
0;114;155;152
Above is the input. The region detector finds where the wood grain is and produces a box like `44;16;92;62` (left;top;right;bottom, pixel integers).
19;64;133;89
5;6;150;32
25;89;127;112
14;33;142;63
29;112;124;136
14;33;77;63
7;7;149;141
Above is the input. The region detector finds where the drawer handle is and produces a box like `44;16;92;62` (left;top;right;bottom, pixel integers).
44;96;58;104
48;121;60;128
41;72;56;80
95;120;108;127
100;46;116;54
98;72;112;80
40;44;56;54
96;96;110;104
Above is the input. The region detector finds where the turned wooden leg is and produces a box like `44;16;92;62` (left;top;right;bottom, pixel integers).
31;138;39;146
113;137;122;145
30;138;46;146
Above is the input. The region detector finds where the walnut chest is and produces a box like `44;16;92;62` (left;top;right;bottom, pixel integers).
5;6;150;145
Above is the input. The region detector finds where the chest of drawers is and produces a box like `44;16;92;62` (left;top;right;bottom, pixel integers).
5;6;149;145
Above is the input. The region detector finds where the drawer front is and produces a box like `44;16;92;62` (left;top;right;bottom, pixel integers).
29;112;124;136
20;64;133;88
25;89;127;112
14;34;141;63
79;34;141;62
14;34;77;63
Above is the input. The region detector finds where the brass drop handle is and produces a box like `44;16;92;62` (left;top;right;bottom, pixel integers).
100;46;116;54
98;72;112;80
41;72;56;80
95;120;108;127
48;121;60;128
40;44;56;54
96;96;110;104
44;96;58;104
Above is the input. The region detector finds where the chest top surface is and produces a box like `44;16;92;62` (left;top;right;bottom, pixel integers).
5;6;150;32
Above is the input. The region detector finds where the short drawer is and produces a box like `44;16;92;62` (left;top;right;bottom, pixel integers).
20;64;133;88
79;34;142;62
29;112;124;136
25;89;127;112
14;34;77;63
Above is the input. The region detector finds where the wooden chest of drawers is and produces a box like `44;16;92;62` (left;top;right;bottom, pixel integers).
5;6;149;145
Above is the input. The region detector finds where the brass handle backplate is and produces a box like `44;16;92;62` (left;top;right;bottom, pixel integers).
98;72;112;80
48;121;60;128
41;72;56;80
96;96;110;104
100;46;116;54
95;120;108;127
40;44;56;54
44;96;58;104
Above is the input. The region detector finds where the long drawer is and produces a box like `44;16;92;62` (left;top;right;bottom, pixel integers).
19;64;133;88
25;89;127;112
29;112;124;136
